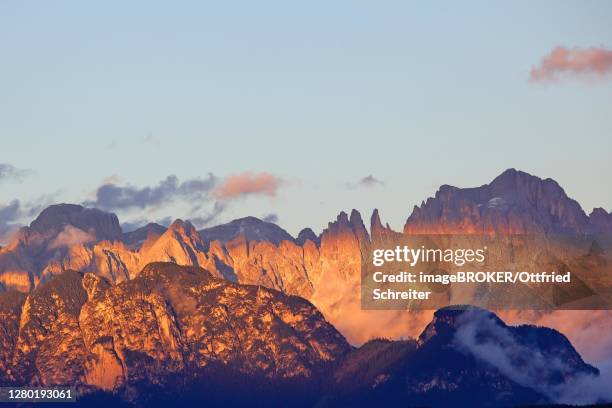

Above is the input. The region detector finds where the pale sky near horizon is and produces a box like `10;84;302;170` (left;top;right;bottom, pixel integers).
1;1;611;239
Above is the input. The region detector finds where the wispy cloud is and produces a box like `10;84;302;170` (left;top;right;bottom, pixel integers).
0;163;28;182
214;171;282;200
262;213;279;223
142;134;161;146
530;46;612;82
0;195;56;243
346;175;384;189
3;170;284;238
188;201;227;229
0;200;21;241
84;174;217;211
121;216;173;233
94;171;283;230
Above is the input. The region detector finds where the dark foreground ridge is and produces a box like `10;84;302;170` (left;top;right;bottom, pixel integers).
0;264;605;407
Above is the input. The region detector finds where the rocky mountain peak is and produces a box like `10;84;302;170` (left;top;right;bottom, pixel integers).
336;211;349;225
404;169;594;234
198;216;294;246
167;219;197;235
122;223;167;249
29;204;122;242
418;305;503;344
139;219;208;269
324;210;368;239
370;208;397;242
296;228;319;246
0;263;351;405
416;305;596;380
0;263;604;407
332;304;602;407
490;167;536;185
349;209;370;246
590;207;612;234
371;208;383;231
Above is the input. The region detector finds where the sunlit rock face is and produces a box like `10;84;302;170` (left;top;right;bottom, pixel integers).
1;169;611;364
0;279;601;408
397;169;612;364
0;291;26;385
138;219;209;271
220;237;315;296
122;223;166;250
0;197;362;295
42;240;138;284
11;270;89;386
0;204;371;331
0;263;350;401
28;204;123;242
404;169;594;235
0;204;123;291
0;247;37;292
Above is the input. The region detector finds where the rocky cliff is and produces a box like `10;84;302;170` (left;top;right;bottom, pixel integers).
404;169;600;235
0;204;123;291
0;204;371;344
0;275;603;407
0;263;350;406
1;169;611;352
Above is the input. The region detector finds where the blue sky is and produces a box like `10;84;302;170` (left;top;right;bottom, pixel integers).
1;1;611;238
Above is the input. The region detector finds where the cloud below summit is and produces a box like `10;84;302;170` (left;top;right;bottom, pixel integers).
48;225;96;249
455;311;612;405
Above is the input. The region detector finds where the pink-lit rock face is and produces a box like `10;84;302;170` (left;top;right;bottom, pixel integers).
0;205;384;348
0;290;26;384
0;206;369;302
1;169;612;367
0;274;601;407
404;169;594;235
1;263;350;391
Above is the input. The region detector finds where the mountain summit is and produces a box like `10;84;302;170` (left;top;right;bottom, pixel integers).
198;216;294;245
28;204;122;241
404;169;602;234
331;305;600;407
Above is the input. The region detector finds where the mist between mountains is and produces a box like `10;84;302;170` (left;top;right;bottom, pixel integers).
360;234;612;310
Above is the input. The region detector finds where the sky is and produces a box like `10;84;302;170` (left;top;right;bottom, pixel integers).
1;1;612;240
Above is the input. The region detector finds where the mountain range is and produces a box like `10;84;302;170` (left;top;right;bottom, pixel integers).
0;168;611;406
0;263;603;407
2;169;611;295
